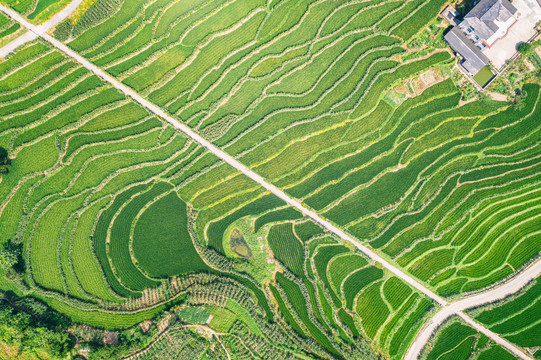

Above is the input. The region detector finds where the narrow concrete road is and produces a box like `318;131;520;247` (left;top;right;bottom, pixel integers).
405;260;541;360
0;5;538;359
0;31;38;58
36;0;85;32
0;0;84;58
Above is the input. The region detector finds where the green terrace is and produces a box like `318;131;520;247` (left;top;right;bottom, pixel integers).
0;0;539;358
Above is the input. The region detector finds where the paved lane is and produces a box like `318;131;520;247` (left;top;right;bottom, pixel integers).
0;0;83;58
405;260;541;360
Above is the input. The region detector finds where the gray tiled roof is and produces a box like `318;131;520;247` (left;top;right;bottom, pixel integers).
444;27;489;74
501;0;518;15
463;0;517;40
461;18;494;40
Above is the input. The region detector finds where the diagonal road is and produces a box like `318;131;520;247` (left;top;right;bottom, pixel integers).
404;260;541;360
0;1;447;307
0;0;84;58
0;5;538;359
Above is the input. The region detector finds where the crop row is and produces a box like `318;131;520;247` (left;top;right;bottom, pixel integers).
0;43;288;332
300;236;436;357
107;182;171;291
472;279;541;348
422;318;518;360
267;223;304;278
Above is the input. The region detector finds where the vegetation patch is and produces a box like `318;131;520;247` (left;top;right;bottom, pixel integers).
228;228;253;260
422;317;517;360
0;147;10;174
134;191;208;277
473;67;495;88
223;217;275;285
175;306;211;325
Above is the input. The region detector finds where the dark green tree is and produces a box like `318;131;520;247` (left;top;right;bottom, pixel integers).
0;147;10;174
0;301;74;358
518;42;532;54
513;89;528;111
0;250;17;272
0;240;23;274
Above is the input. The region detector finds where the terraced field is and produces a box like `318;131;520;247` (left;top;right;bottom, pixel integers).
0;41;270;323
2;0;71;23
0;11;21;45
0;0;540;359
0;38;435;358
299;236;435;359
470;279;541;352
422;318;518;360
47;0;541;296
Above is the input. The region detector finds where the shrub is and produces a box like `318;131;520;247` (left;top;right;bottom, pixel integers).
518;42;532;54
0;147;10;174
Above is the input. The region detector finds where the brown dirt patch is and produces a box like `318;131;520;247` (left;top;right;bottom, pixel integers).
0;342;19;359
486;92;508;102
140;320;153;334
535;46;541;58
103;331;119;346
524;59;535;72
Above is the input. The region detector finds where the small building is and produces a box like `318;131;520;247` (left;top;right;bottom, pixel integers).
458;0;518;48
445;0;541;82
444;0;518;77
441;5;460;26
442;0;531;87
444;27;490;75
